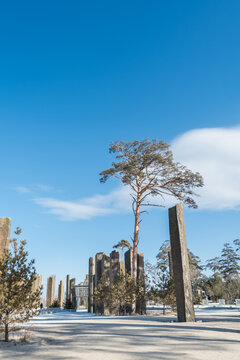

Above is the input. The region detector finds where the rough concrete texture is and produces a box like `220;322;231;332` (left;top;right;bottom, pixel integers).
169;203;195;322
88;257;95;313
0;217;11;256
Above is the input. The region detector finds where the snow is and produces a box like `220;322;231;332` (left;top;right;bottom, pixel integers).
0;308;239;359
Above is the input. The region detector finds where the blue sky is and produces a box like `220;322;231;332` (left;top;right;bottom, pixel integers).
0;1;240;294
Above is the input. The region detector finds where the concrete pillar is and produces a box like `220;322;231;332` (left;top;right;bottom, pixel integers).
0;218;11;257
109;250;120;315
124;248;133;276
168;251;174;278
137;253;144;280
101;254;110;277
101;254;110;315
32;274;42;294
110;250;119;284
70;278;76;303
94;252;104;314
136;253;146;314
58;280;64;307
88;257;95;313
46;275;56;308
169;203;195;322
95;253;104;288
66;274;70;302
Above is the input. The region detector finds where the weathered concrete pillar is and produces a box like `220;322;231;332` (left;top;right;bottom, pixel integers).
88;257;95;313
101;254;110;314
95;253;104;287
169;203;195;322
168;251;174;278
31;274;42;306
95;252;104;313
136;253;146;314
124;248;133;276
32;274;42;294
101;254;110;277
110;250;120;315
58;280;64;307
110;250;119;284
46;275;56;308
70;278;76;303
0;217;11;257
137;253;144;280
66;274;70;302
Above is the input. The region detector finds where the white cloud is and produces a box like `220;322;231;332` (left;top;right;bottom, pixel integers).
14;184;56;194
35;184;54;192
14;186;32;194
33;187;132;221
171;126;240;210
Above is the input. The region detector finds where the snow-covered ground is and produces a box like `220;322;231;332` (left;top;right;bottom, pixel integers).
0;307;239;359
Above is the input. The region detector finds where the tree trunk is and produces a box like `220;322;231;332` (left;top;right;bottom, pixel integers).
132;196;141;313
5;322;9;342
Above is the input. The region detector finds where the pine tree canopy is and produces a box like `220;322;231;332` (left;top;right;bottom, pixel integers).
100;139;204;209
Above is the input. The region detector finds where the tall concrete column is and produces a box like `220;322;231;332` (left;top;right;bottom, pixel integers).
137;253;144;280
32;274;42;294
0;217;11;257
124;248;133;276
46;275;56;307
88;257;95;313
110;250;119;284
95;253;104;287
70;278;76;303
168;251;174;278
58;280;64;307
66;274;70;302
95;252;104;313
101;254;110;277
110;250;120;315
169;203;195;322
101;254;110;314
136;253;146;314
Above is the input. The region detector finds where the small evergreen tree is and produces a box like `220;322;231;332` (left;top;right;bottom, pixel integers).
64;299;74;310
188;250;203;302
111;272;135;315
0;228;41;342
94;274;111;315
205;242;240;303
147;241;176;312
203;274;225;302
51;300;60;308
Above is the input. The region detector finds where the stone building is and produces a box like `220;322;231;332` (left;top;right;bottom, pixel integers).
72;275;89;310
